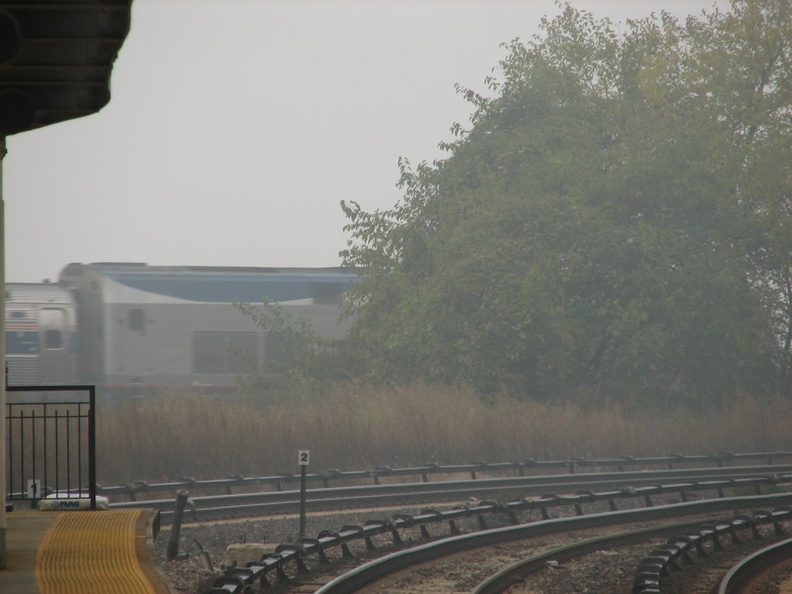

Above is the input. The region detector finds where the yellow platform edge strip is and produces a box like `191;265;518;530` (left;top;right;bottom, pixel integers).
36;510;157;594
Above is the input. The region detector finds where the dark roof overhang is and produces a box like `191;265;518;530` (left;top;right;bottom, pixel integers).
0;0;132;136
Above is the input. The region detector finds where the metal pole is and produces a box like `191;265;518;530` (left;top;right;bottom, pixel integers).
297;449;310;539
166;490;190;561
299;464;307;539
0;135;7;569
0;136;7;569
88;386;96;510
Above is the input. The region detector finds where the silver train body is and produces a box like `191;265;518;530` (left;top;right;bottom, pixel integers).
5;282;79;385
5;262;356;389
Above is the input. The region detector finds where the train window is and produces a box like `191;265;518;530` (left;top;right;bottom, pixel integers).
192;332;257;374
45;329;63;350
127;308;146;332
39;308;66;350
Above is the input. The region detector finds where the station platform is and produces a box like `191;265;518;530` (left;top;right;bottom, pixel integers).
0;508;173;594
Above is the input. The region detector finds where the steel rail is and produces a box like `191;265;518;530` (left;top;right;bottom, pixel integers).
633;508;792;594
97;451;792;500
313;493;792;594
160;475;785;524
471;519;715;594
477;509;792;594
717;536;792;594
163;476;792;593
114;466;792;524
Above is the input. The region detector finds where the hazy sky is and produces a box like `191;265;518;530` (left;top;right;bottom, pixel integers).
3;0;724;283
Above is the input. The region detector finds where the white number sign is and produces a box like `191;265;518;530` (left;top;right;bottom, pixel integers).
27;479;41;499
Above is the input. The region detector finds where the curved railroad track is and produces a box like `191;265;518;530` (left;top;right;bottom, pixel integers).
311;493;792;594
715;535;792;594
143;460;792;593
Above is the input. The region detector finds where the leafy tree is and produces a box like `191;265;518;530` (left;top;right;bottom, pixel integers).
232;299;349;399
340;0;791;407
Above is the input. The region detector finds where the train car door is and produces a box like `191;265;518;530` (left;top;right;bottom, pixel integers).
119;307;150;380
37;307;72;383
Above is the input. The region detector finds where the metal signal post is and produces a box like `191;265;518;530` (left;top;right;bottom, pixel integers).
298;450;310;538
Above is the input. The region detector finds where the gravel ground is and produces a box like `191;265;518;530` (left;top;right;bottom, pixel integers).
151;501;663;593
152;515;677;594
153;510;406;593
500;543;655;594
151;496;792;594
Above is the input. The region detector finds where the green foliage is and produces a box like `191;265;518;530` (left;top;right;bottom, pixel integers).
340;0;792;407
232;299;345;400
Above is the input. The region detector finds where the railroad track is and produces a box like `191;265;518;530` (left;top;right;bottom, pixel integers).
102;451;792;504
170;467;792;593
716;536;792;593
310;493;792;593
116;463;792;524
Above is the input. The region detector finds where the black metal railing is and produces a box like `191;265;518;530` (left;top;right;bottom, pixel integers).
5;385;97;509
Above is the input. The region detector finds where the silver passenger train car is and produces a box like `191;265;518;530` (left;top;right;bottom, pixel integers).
5;262;356;389
5;283;79;385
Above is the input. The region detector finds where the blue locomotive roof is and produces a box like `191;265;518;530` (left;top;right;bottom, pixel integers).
99;267;357;303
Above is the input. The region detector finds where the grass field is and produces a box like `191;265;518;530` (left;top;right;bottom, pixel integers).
97;384;792;485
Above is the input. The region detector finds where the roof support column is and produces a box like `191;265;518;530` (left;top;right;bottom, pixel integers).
0;135;7;569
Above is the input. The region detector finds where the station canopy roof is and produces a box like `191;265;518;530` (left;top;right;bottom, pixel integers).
0;0;132;136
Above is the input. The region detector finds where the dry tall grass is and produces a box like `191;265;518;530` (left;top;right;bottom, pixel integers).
96;384;792;485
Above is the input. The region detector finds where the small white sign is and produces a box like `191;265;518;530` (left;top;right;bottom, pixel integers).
27;479;41;499
298;449;310;466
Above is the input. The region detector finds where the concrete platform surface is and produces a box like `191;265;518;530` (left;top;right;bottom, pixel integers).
0;509;173;594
